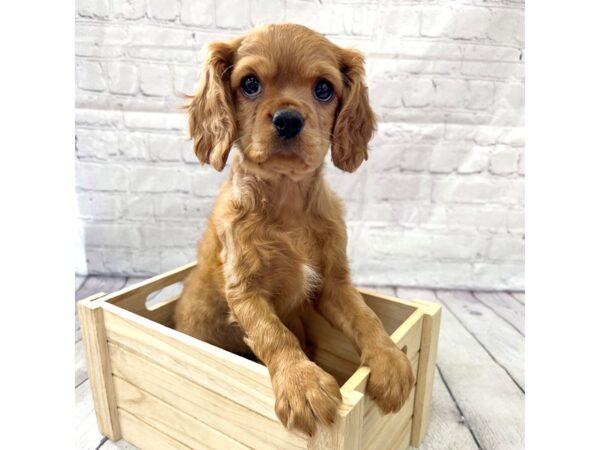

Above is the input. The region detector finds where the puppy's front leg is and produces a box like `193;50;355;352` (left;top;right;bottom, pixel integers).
225;287;341;436
315;280;415;414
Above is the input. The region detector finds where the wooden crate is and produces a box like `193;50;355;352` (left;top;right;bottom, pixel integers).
78;262;441;450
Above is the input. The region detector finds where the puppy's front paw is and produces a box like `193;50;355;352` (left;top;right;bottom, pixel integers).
272;360;342;436
363;344;415;414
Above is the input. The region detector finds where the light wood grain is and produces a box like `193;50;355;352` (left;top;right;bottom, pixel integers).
114;377;249;450
109;342;306;450
78;294;121;440
411;302;442;447
118;409;191;450
438;290;524;390
430;292;524;449
102;262;195;316
308;391;365;450
363;388;414;449
102;303;277;420
474;291;525;335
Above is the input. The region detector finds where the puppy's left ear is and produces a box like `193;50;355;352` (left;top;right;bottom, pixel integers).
187;39;240;171
331;49;377;173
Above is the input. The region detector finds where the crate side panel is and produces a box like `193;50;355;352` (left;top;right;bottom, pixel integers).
114;377;248;450
118;408;190;450
360;292;417;333
364;415;412;450
304;309;422;367
340;315;423;395
109;342;307;450
411;304;442;447
103;307;277;421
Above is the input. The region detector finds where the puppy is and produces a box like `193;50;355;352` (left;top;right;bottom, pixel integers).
174;23;414;436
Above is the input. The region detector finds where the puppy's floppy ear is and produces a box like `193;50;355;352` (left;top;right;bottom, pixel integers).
187;39;240;171
331;48;377;173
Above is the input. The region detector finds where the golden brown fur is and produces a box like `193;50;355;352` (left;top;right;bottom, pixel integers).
175;24;414;436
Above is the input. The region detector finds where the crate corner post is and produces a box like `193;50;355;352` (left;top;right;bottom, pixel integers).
77;293;122;441
410;303;441;447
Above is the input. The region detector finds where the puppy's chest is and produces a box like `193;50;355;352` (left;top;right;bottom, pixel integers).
266;228;322;317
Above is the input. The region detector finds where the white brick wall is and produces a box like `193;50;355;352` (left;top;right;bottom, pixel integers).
75;0;525;290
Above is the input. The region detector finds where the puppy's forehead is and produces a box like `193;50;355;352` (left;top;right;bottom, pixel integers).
235;25;340;77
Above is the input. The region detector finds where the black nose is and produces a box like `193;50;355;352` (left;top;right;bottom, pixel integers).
272;109;304;139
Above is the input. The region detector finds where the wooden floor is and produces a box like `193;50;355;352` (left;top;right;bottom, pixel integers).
75;275;525;450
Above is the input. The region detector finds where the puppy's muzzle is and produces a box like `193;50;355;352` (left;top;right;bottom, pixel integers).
273;109;304;140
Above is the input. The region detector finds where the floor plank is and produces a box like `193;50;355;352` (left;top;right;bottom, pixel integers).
75;339;86;387
437;290;525;391
357;285;396;296
430;291;524;449
75;275;87;292
473;291;525;335
511;292;525;304
420;368;480;450
75;380;106;450
75;276;128;332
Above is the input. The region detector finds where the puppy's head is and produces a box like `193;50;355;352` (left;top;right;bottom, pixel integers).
188;24;376;178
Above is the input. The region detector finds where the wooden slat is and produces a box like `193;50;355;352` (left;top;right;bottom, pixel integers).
365;416;412;450
102;303;278;421
305;308;423;367
438;290;524;390
359;289;418;333
340;310;423;395
103;262;195;316
118;409;191;450
109;343;306;450
420;369;479;450
78;296;121;440
362;351;419;418
308;391;365;450
474;291;525;335
363;388;414;448
411;302;442;447
114;377;249;450
429;292;524;449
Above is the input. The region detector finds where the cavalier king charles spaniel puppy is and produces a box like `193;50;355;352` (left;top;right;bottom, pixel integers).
174;23;414;436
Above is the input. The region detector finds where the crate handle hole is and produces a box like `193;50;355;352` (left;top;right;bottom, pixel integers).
145;281;184;310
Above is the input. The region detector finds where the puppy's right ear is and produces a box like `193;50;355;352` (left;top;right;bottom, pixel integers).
187;39;240;171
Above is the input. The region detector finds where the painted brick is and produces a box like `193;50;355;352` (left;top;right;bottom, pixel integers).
489;146;520;175
77;163;128;192
113;0;145;20
76;61;106;92
140;64;171;96
106;62;139;95
251;0;284;26
147;0;178;21
74;1;525;289
76;129;119;160
77;0;111;19
216;0;250;29
130;167;190;193
148;134;184;161
181;0;214;27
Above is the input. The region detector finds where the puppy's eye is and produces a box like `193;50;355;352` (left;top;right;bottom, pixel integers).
241;75;261;98
314;79;334;102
